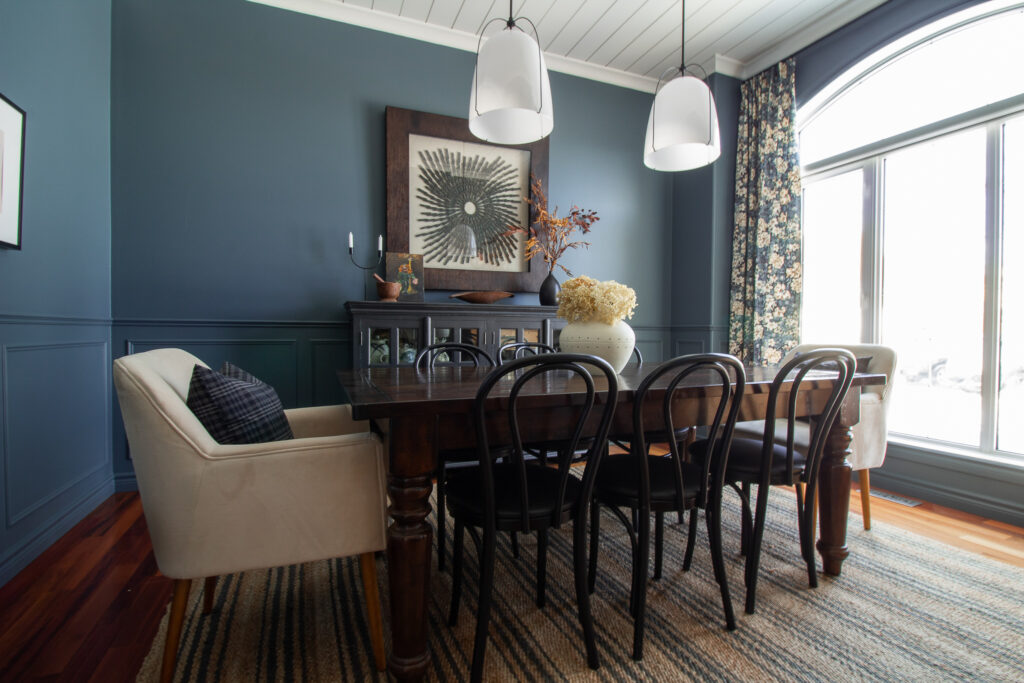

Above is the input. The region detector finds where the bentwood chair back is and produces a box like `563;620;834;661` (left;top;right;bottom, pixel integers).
113;348;387;681
732;343;896;529
445;353;619;682
590;353;745;659
711;348;855;614
497;341;556;363
415;342;494;369
412;341;495;571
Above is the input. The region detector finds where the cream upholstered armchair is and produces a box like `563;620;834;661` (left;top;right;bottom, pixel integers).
733;343;897;529
113;348;388;683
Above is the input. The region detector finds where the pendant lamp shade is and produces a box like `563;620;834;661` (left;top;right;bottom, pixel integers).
644;74;721;171
469;28;553;145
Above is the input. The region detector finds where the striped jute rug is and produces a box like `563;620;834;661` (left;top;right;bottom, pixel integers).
137;489;1024;682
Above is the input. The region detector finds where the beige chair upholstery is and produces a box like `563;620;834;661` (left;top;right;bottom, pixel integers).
733;343;897;528
113;348;388;680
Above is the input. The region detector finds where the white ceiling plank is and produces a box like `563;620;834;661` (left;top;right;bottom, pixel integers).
623;20;680;75
681;0;796;71
525;0;590;52
399;0;432;22
586;0;677;66
371;0;403;14
545;0;618;56
513;0;574;50
426;0;464;27
605;6;685;72
248;0;889;89
563;0;648;61
686;0;805;67
451;0;494;33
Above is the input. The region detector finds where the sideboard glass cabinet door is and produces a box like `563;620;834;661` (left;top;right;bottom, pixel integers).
347;301;562;369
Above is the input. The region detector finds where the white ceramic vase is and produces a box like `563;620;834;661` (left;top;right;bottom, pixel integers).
558;320;635;373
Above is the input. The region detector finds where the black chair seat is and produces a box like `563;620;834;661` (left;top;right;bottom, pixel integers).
690;437;807;483
446;463;580;528
595;454;701;509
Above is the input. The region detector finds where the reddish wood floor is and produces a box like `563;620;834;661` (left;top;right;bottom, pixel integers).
1;487;1021;681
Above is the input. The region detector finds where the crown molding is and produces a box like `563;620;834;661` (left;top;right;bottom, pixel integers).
711;54;744;80
736;0;889;80
247;0;660;93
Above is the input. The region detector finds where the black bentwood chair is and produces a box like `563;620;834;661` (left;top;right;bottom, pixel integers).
446;353;619;682
694;348;855;615
588;353;745;660
497;341;556;363
414;342;495;572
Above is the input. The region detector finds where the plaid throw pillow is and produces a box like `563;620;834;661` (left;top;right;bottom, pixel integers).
186;363;293;444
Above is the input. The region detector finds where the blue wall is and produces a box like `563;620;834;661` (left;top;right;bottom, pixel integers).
0;0;114;584
108;0;673;489
670;73;740;358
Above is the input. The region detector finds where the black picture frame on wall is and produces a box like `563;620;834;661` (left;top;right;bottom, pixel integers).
0;91;25;250
385;106;549;293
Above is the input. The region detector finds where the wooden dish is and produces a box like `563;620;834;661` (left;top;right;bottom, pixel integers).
449;291;514;304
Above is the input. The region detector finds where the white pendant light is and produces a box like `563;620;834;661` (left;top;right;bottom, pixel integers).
469;2;553;145
643;0;721;171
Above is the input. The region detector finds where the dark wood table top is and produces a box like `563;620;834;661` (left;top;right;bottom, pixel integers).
337;362;886;421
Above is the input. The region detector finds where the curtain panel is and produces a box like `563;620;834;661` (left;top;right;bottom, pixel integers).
729;58;802;365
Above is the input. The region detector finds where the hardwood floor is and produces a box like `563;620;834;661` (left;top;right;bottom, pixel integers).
1;487;1021;681
0;494;172;682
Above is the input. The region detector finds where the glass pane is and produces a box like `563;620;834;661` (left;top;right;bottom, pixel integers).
500;328;517;346
433;328;453;344
998;116;1024;455
523;329;539;344
882;129;986;446
459;328;479;346
369;328;390;366
800;9;1024;164
801;169;863;343
397;328;418;365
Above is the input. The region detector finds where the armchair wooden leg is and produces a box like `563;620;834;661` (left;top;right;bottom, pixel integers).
860;470;872;530
359;552;387;672
203;576;217;614
162;578;192;683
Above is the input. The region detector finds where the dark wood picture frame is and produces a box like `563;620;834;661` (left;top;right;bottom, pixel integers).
385;106;549;292
0;91;26;250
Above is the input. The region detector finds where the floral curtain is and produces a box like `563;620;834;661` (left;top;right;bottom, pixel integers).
728;58;802;365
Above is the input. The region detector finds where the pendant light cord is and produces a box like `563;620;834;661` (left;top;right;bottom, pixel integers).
680;0;686;72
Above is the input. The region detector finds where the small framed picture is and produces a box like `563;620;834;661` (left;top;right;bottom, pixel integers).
0;91;26;250
386;252;424;302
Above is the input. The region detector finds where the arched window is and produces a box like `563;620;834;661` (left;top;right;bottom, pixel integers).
797;1;1024;457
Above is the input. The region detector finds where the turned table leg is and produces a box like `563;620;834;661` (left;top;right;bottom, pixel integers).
816;390;859;576
385;416;436;682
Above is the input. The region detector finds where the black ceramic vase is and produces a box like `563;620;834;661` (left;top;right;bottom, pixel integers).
539;271;560;306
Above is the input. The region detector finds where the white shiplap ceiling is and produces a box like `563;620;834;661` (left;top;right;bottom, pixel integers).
249;0;889;92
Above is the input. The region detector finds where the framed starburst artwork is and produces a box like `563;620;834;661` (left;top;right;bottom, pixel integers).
385;106;549;292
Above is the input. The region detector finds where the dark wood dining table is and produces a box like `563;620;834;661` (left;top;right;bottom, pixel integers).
337;361;885;682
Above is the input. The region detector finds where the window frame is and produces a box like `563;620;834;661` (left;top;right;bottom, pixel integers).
797;2;1024;461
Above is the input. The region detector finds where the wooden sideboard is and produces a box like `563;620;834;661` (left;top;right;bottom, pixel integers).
346;300;564;368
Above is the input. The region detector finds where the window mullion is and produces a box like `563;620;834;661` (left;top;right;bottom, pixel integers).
864;157;883;343
980;122;1004;452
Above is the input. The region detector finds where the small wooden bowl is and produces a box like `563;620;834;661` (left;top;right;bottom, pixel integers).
449;291;514;304
376;281;401;302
